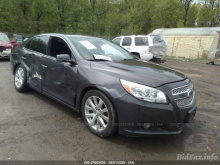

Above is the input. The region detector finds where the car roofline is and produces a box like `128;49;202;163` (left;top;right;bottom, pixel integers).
37;33;105;40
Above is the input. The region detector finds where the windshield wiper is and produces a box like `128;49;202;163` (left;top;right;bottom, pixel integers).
88;59;110;61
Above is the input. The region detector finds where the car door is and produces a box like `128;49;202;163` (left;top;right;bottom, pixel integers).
121;37;132;52
21;36;48;90
41;36;78;107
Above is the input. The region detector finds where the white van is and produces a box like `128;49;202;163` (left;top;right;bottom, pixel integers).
112;35;167;62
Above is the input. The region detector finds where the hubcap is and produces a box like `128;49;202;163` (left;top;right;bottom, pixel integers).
15;67;24;88
85;96;109;131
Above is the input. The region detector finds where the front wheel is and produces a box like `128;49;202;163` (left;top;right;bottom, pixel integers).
82;90;117;138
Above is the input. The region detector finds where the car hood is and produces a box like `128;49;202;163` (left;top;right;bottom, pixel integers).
90;60;186;87
0;42;12;48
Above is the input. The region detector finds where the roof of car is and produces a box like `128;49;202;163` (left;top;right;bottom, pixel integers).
113;34;162;40
116;35;150;38
40;33;102;39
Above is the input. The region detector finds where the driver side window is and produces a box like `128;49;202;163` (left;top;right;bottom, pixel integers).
48;37;71;58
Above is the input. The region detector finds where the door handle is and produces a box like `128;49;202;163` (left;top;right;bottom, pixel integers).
41;64;48;69
127;47;131;50
21;56;27;60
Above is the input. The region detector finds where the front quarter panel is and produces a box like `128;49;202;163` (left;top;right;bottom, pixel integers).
76;60;127;110
10;47;22;74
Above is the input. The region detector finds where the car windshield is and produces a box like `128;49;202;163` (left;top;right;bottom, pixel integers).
68;36;134;61
13;35;23;43
0;34;10;42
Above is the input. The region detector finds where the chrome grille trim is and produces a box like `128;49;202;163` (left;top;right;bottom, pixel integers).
172;83;195;108
172;83;193;95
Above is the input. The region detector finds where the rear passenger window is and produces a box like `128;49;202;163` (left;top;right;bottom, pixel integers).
135;37;149;46
122;37;131;46
30;36;47;54
112;38;121;45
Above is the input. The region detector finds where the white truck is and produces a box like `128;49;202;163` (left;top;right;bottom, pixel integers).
112;34;167;63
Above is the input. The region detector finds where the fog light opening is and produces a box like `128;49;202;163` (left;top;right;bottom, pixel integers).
142;123;151;129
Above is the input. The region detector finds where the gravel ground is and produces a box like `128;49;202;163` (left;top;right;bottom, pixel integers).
0;59;219;162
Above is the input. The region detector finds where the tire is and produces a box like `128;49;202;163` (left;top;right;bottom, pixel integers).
155;58;162;63
81;90;117;138
14;65;30;92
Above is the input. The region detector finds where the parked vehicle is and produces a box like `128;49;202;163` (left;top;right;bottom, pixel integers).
0;32;13;59
11;34;26;51
208;49;220;65
10;34;197;137
112;35;167;63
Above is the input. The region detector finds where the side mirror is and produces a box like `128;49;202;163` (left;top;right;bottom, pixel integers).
11;39;16;43
56;54;76;65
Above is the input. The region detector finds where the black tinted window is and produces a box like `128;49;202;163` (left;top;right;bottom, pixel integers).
49;37;71;58
112;38;121;45
122;37;131;46
30;36;47;54
135;37;149;46
25;39;32;49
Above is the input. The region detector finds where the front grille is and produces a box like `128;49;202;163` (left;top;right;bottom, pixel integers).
172;83;193;95
172;83;195;108
175;92;195;107
0;46;6;52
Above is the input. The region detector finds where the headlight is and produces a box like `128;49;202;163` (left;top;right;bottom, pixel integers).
3;48;11;54
120;79;167;103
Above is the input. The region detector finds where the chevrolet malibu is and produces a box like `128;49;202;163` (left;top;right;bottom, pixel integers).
10;34;197;137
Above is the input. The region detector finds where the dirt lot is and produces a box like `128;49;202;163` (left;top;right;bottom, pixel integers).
0;59;219;162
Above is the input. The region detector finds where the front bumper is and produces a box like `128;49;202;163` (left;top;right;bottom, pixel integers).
214;58;220;65
113;80;197;137
0;52;10;59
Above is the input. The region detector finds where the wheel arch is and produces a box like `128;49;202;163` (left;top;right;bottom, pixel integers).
131;52;140;58
77;86;117;117
13;63;20;75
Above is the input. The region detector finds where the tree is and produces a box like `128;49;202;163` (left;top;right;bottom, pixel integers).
186;4;199;27
181;0;194;26
152;0;182;29
0;0;219;36
197;0;220;27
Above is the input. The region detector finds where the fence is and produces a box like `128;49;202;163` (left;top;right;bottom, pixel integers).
163;36;214;60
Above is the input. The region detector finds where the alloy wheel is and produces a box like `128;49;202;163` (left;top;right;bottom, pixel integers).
15;67;24;88
84;96;109;131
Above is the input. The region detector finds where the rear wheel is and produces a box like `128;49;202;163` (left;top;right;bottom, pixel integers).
14;65;30;92
82;90;117;137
